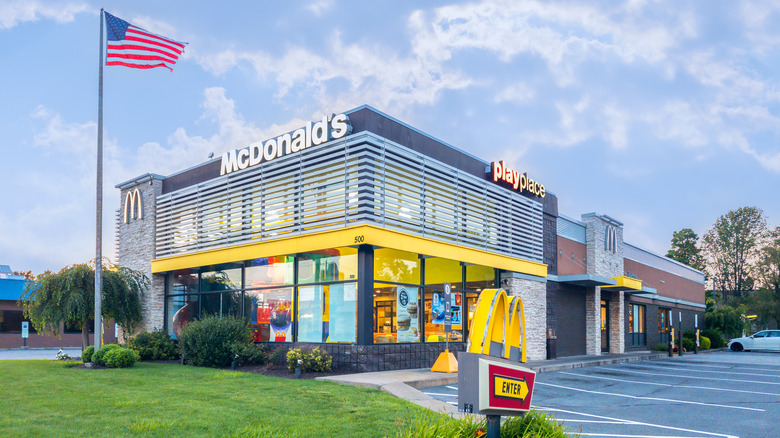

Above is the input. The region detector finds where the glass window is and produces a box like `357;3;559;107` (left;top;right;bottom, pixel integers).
168;294;198;339
298;248;358;284
423;287;464;342
424;257;462;288
466;265;496;291
373;283;420;343
0;310;36;333
245;288;293;343
171;269;198;294
298;283;357;343
374;248;421;284
245;256;294;288
200;291;243;319
200;264;242;292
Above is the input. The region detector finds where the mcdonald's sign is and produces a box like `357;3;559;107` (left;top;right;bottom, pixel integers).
123;188;143;223
466;288;527;363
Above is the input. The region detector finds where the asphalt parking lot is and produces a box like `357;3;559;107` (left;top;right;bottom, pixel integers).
423;351;780;438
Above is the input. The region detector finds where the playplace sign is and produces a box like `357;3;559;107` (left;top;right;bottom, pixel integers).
220;113;352;175
489;161;545;198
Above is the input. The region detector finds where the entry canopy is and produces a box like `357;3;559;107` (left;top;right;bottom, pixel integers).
550;274;617;288
602;276;643;293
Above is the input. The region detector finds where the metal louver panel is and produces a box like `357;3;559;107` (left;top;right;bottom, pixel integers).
155;132;544;264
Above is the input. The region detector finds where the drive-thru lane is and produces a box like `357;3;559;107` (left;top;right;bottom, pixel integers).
423;351;780;438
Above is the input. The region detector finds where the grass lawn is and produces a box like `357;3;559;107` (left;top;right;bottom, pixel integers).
0;360;428;437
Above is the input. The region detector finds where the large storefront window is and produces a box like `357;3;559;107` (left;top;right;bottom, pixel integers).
375;248;421;284
0;310;37;333
169;294;198;339
629;304;646;347
245;256;294;287
298;283;357;343
200;264;242;292
298;248;357;283
373;282;420;343
423;257;464;342
466;265;496;291
246;288;293;342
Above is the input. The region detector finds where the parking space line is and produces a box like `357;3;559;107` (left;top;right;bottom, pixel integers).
577;434;715;437
607;366;780;386
669;360;780;372
422;392;456;397
536;382;764;411
446;385;458;390
535;406;739;438
637;362;779;378
560;371;780;397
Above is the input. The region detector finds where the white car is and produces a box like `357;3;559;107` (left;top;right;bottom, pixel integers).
728;330;780;352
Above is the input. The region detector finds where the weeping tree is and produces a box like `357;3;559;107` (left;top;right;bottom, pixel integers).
18;261;148;350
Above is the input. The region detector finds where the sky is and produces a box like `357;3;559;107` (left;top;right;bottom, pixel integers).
1;0;780;275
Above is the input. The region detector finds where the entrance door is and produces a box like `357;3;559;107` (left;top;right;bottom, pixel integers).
601;300;609;353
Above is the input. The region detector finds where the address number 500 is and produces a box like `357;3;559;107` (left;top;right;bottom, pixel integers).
354;235;365;243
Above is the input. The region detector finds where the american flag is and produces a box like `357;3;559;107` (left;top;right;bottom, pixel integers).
104;11;187;71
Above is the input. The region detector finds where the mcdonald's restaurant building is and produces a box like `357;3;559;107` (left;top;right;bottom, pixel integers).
117;106;705;372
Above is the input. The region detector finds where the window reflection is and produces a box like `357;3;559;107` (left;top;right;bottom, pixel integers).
246;288;293;343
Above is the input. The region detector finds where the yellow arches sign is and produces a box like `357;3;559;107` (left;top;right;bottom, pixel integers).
466;288;527;363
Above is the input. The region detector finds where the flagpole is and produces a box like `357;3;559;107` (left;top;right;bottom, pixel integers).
94;8;104;350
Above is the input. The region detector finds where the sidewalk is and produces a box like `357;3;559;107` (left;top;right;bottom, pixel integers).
0;347;82;360
318;351;667;415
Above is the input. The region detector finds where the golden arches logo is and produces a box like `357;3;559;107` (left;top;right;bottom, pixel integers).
466;288;527;363
123;188;143;223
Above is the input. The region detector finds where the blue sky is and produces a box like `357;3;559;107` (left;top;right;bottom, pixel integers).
1;0;779;274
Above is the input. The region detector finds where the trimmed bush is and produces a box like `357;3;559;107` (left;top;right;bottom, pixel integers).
683;330;696;339
286;347;332;373
700;335;711;350
234;342;269;366
82;346;95;363
178;315;252;368
682;338;694;352
653;343;668;352
701;329;725;348
128;330;179;361
104;347;139;368
92;344;122;366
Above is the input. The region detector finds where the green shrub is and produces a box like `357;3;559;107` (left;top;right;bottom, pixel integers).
178;315;252;368
268;346;288;365
92;344;122;366
82;346;95;363
701;329;725;348
128;330;179;361
104;347;139;368
653;343;669;352
286;347;332;373
682;338;694;352
683;330;696;339
234;343;269;366
397;409;572;438
700;336;711;350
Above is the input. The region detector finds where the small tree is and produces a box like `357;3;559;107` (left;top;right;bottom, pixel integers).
18;261;147;350
666;228;705;271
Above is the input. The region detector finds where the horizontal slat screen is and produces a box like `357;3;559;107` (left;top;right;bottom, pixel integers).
155;133;544;263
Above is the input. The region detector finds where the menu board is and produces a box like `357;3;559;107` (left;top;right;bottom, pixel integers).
433;291;462;325
396;286;419;342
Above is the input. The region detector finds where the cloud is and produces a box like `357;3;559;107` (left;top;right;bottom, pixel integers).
494;82;535;105
0;0;88;30
193;32;472;116
307;0;333;16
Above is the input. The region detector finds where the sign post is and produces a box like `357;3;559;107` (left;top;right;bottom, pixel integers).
678;311;684;356
431;283;458;373
21;321;29;348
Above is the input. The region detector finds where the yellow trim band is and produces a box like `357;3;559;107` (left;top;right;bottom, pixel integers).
603;276;642;291
151;224;547;277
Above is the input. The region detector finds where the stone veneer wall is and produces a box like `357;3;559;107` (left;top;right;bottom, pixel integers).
117;176;165;334
585;287;602;355
607;290;625;353
502;275;547;361
297;342;466;372
582;214;625;354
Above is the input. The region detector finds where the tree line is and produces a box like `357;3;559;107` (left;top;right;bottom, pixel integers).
666;206;780;337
